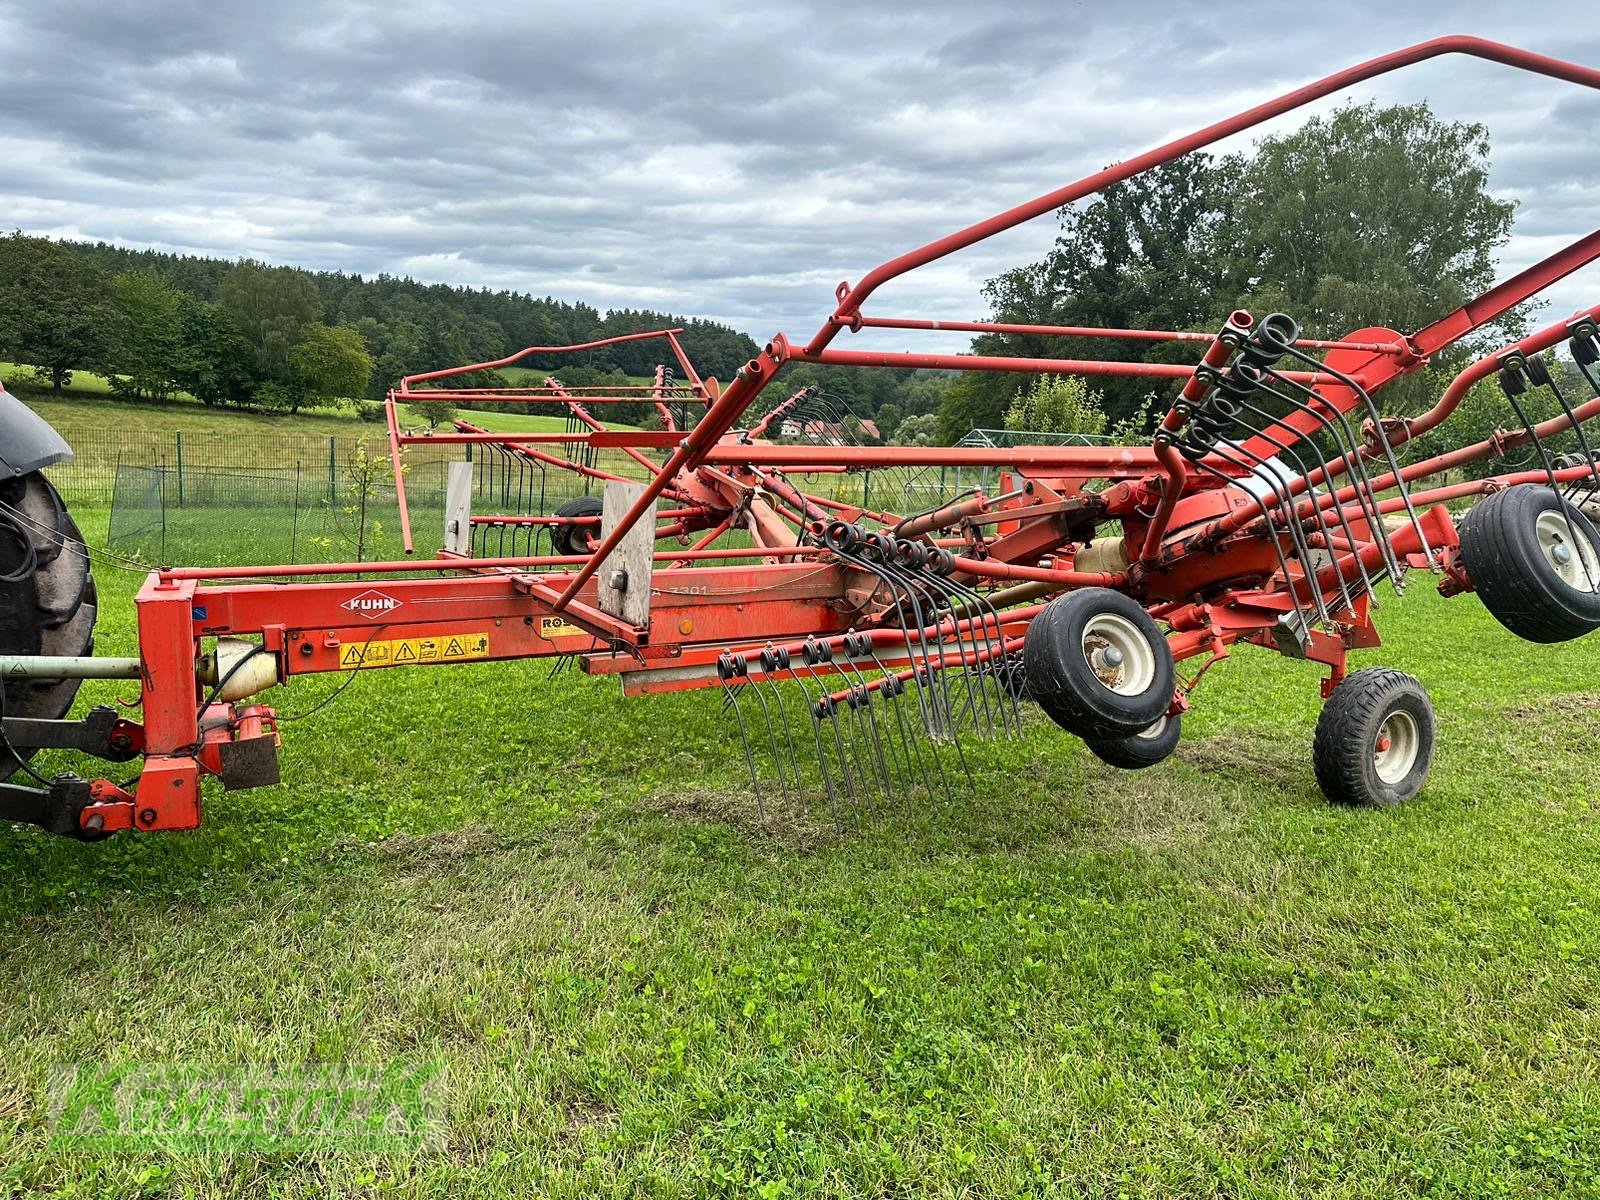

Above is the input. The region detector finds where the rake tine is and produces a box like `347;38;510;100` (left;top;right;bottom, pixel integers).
1240;373;1382;606
1207;440;1334;629
889;550;988;738
1279;342;1434;575
804;640;864;821
717;653;765;820
1500;357;1599;594
936;558;1021;737
758;646;809;813
840;634;905;794
797;645;847;830
861;653;926;814
1217;393;1361;620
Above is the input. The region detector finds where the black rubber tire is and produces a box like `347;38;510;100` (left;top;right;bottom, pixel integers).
550;495;604;557
1086;711;1181;770
1312;667;1434;806
1458;485;1600;644
0;471;96;782
1023;588;1175;740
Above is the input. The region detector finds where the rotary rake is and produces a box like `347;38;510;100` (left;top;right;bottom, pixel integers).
6;35;1600;837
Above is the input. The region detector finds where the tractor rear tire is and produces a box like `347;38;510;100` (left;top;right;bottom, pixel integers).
0;471;97;782
1023;588;1174;740
1458;485;1600;643
1086;711;1181;770
1312;668;1434;806
550;495;604;557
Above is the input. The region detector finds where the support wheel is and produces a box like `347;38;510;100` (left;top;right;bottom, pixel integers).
550;495;604;557
1312;668;1434;806
1458;485;1600;643
1086;711;1181;770
1023;588;1175;740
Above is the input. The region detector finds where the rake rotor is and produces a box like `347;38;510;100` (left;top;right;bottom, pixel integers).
7;35;1600;836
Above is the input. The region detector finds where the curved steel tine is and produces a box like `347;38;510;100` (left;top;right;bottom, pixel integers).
1500;362;1598;593
738;654;791;810
758;646;808;813
847;678;895;798
830;635;891;798
1187;452;1309;628
830;536;957;803
717;655;765;820
1276;345;1433;572
847;544;950;740
840;644;904;793
939;567;1021;736
798;650;850;828
1230;394;1373;604
924;568;1001;739
1208;441;1333;629
870;651;934;813
879;553;975;738
1246;374;1393;597
1221;406;1360;619
1529;348;1600;506
894;557;989;737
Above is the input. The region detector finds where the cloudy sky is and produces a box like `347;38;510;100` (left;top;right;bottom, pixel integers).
3;1;1599;353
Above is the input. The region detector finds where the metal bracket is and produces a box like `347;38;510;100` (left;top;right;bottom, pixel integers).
597;479;655;631
443;459;474;555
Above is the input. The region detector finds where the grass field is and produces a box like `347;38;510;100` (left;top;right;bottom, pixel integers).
4;507;1600;1197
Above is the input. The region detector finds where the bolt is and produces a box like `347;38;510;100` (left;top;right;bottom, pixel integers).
138;808;157;826
608;569;629;592
84;813;104;834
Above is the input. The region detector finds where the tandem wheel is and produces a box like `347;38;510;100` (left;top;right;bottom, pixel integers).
549;494;605;558
1022;588;1175;741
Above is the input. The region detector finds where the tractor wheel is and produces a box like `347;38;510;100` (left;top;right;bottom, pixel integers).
0;471;97;782
550;495;604;557
1023;588;1174;740
1459;484;1600;643
1086;711;1181;770
1312;668;1434;806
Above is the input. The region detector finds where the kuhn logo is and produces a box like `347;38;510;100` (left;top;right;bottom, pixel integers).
342;590;402;620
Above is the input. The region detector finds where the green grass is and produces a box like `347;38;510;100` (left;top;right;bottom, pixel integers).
4;509;1600;1196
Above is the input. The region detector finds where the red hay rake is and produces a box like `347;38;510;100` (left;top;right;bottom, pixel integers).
5;35;1600;835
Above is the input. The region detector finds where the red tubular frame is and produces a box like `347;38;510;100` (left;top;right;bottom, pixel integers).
61;36;1600;838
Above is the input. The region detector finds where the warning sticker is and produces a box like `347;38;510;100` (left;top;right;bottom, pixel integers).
537;616;587;640
339;632;491;670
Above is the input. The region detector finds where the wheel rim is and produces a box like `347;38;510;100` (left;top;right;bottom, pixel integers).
1135;714;1168;741
1373;709;1420;785
1535;510;1600;593
1080;612;1156;697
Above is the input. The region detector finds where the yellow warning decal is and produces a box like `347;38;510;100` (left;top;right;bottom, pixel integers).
339;632;491;670
537;616;587;640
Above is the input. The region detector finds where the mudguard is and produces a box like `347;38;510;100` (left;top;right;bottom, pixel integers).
0;385;73;476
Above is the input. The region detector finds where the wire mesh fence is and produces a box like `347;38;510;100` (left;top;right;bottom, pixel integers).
74;425;1125;568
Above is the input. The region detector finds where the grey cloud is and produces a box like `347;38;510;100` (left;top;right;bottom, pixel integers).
2;0;1600;352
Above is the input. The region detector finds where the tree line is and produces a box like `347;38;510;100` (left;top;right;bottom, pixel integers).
0;99;1524;445
0;237;765;422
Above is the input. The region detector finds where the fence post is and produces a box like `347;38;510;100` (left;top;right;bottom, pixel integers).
175;432;185;509
328;437;336;505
